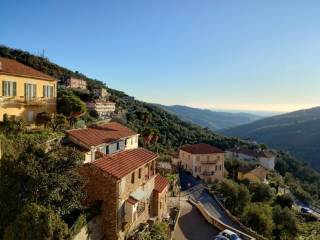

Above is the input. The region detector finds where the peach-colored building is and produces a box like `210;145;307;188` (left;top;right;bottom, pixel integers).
173;143;225;183
66;77;87;90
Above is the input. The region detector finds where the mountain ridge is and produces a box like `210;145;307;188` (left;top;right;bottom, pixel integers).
222;107;320;170
156;104;262;130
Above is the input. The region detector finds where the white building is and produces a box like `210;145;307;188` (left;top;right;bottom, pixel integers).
87;100;116;120
226;147;275;170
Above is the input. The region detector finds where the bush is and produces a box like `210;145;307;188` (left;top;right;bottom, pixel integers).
3;203;69;240
242;203;273;237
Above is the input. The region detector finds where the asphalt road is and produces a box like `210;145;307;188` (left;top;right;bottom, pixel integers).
173;198;220;240
179;170;250;234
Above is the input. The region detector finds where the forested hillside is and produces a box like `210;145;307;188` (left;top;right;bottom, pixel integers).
157;104;261;130
222;107;320;170
1;45;320;205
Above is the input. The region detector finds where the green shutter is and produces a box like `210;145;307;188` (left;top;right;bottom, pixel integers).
12;82;16;96
24;83;27;99
33;84;36;98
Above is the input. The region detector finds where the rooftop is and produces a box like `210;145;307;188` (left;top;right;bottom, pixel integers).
0;57;56;81
91;148;157;179
154;174;169;193
67;122;137;147
180;143;224;155
228;147;272;158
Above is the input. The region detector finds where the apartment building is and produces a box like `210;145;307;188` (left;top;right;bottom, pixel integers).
172;143;225;182
86;100;116;120
67;122;139;163
80;148;169;240
0;57;57;122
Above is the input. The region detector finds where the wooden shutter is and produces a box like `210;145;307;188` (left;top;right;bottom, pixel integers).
33;84;36;98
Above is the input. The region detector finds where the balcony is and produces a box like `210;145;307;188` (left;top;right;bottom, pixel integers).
202;171;214;176
0;96;56;106
200;160;218;165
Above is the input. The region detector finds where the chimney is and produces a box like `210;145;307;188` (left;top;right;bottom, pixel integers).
91;146;96;162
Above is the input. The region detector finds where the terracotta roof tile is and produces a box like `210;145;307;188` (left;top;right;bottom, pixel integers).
91;148;157;179
181;143;224;155
154;174;169;193
67;122;137;147
0;57;56;81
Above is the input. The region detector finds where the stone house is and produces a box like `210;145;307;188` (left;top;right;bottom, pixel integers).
80;148;169;240
172;143;225;183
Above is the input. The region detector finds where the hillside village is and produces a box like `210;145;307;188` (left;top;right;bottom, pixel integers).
1;50;320;240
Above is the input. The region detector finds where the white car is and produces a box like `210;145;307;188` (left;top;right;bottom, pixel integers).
219;229;242;240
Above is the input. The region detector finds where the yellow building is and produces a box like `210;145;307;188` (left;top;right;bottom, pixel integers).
238;166;268;183
0;57;57;122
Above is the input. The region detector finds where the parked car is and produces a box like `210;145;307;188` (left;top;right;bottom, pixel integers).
214;235;229;240
219;229;242;240
301;207;312;214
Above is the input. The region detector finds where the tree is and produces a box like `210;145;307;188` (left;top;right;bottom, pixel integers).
218;180;239;213
35;112;51;128
249;182;274;202
237;184;251;214
0;144;85;236
275;194;293;209
57;91;87;120
272;206;298;240
242;203;274;237
3;203;69;240
50;114;68;131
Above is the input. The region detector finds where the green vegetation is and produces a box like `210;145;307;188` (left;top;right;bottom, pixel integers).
0;141;86;237
136;221;169;240
222;107;320;171
3;203;69;240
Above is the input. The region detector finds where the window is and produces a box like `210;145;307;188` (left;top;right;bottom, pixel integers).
199;166;201;172
215;165;218;171
43;85;54;98
138;168;142;179
116;142;120;150
219;165;222;171
2;81;16;96
131;172;135;184
24;83;36;100
195;166;197;173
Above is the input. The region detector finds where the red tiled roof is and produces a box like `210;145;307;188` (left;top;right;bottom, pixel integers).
154;174;169;193
181;143;224;155
67;122;137;147
91;148;157;179
0;57;56;81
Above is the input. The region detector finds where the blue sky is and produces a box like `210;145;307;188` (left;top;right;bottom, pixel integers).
2;0;320;112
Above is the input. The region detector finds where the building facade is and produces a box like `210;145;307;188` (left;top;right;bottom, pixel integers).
86;100;116;120
67;122;139;163
0;57;57;122
80;148;169;240
238;166;268;183
226;148;275;170
173;143;225;183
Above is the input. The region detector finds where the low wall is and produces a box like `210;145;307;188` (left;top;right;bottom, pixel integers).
73;216;103;240
188;198;255;240
206;189;268;240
